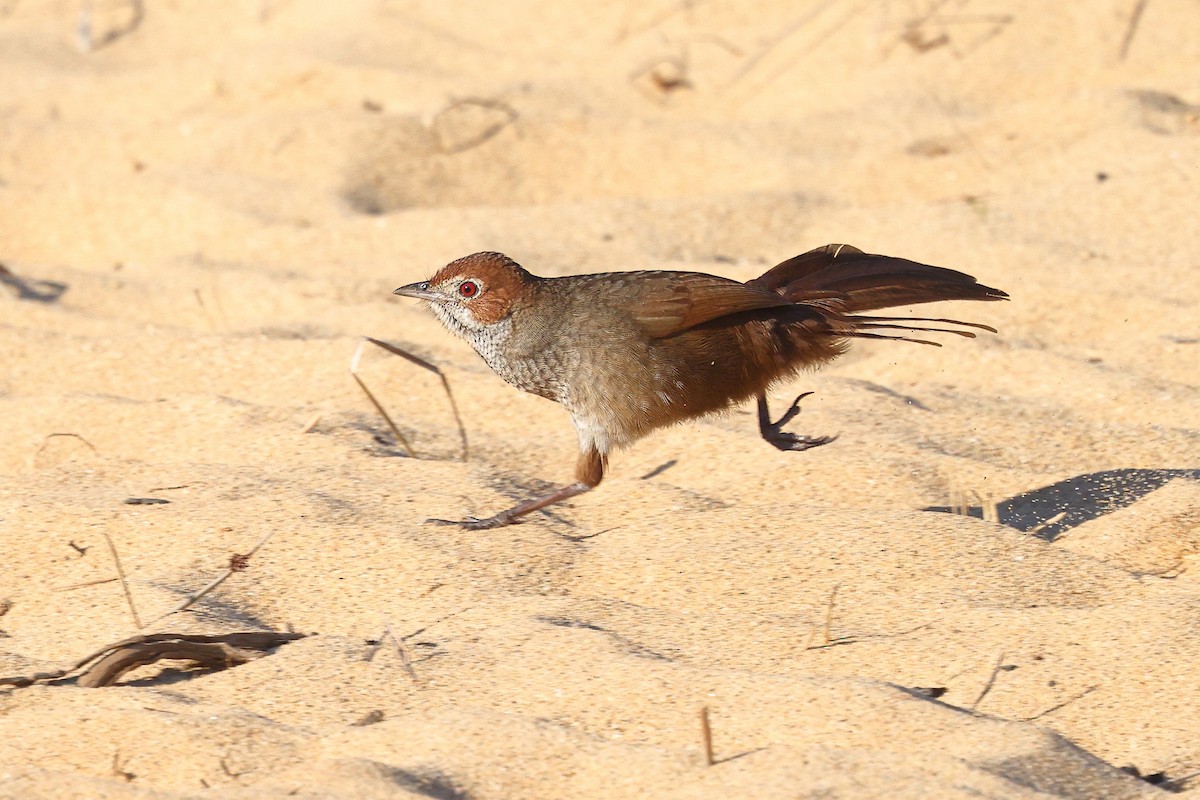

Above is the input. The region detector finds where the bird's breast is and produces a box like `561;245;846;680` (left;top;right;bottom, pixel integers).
466;317;577;403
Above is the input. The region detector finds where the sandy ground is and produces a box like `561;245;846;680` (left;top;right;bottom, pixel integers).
2;1;1199;797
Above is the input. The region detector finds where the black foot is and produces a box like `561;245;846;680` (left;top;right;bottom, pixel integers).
758;391;838;453
426;515;520;530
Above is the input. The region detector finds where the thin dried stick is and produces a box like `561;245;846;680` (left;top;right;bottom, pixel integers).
145;529;276;627
1022;685;1097;721
971;651;1007;710
101;526;142;629
55;577;119;592
805;583;854;650
823;583;839;644
350;337;469;461
1029;511;1067;538
385;621;420;683
1118;0;1149;61
699;706;715;766
350;339;414;456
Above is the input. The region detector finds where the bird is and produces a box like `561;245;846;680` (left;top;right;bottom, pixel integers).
393;244;1007;529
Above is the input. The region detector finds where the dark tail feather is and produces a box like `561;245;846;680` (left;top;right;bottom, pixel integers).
836;316;987;347
854;322;977;338
843;331;944;346
749;243;1008;313
855;315;998;333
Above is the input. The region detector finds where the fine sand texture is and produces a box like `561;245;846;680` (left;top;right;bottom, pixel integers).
2;1;1199;798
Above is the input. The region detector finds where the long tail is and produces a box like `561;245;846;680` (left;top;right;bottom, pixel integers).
747;243;1008;345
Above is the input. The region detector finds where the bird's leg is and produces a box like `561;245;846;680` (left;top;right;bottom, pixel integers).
429;447;605;530
757;392;837;452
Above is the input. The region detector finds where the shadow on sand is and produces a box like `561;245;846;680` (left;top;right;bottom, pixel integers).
925;468;1200;542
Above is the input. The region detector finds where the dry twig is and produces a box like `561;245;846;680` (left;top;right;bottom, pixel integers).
1022;685;1098;721
1118;0;1150;61
101;525;142;629
699;706;715;766
145;529;276;627
55;577;119;592
349;337;469;461
384;622;420;683
971;652;1009;710
805;583;856;650
822;583;839;644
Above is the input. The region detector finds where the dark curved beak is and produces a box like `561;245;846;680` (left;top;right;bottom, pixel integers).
393;281;443;302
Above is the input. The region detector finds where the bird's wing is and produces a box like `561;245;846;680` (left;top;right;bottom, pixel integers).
625;271;796;339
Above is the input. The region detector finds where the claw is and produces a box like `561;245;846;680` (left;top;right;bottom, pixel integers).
757;392;837;453
767;432;838;452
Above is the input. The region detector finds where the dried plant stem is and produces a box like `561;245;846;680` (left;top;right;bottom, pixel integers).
349;337;469;461
971;651;1006;710
350;339;414;456
101;527;142;629
1022;685;1097;721
145;529;276;627
385;622;420;683
1118;0;1149;61
699;706;715;766
55;577;119;592
823;583;839;645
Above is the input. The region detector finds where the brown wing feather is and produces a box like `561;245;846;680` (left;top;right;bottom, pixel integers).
628;271;796;338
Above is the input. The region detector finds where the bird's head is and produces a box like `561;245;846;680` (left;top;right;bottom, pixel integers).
394;252;537;337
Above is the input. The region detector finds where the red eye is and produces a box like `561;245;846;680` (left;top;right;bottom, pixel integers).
458;280;479;298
